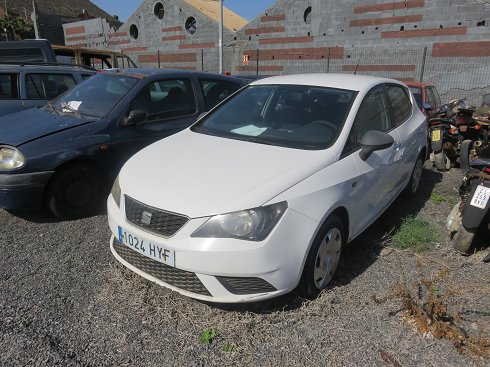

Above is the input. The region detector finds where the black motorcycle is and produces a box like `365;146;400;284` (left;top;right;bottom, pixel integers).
447;147;490;258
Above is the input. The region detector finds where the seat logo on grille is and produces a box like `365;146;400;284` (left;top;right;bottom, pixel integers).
141;211;152;225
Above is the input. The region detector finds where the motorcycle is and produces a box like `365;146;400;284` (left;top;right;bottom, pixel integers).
429;99;466;171
447;146;490;257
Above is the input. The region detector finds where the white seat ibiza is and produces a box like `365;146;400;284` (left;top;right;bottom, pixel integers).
107;74;427;303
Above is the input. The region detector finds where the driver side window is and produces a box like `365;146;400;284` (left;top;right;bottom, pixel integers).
343;87;392;155
129;79;196;122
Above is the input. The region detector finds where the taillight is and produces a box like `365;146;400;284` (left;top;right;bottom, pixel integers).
472;124;481;130
484;167;490;174
449;128;457;135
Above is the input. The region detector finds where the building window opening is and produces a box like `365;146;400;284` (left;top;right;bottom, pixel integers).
154;2;164;19
130;24;139;39
185;17;197;35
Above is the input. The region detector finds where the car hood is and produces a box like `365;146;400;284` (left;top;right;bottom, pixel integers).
120;130;337;218
0;107;92;147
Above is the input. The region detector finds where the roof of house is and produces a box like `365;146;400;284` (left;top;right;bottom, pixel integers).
1;0;120;26
183;0;248;31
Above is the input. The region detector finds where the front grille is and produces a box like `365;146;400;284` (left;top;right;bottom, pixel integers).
113;239;211;296
216;276;276;295
125;195;189;237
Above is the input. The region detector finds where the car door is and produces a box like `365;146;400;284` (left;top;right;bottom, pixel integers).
342;85;402;236
386;84;425;188
108;77;200;168
0;72;23;116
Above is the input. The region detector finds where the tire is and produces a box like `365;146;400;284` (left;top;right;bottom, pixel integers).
459;140;473;173
403;153;424;197
450;217;476;253
434;150;451;171
46;164;102;219
298;216;345;299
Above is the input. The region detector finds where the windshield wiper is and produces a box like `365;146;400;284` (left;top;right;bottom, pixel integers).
47;103;59;115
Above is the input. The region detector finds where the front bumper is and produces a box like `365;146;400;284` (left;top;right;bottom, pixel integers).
107;195;319;303
0;171;53;210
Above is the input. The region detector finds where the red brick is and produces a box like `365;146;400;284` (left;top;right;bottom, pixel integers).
162;26;183;32
65;36;86;42
65;26;85;35
179;42;215;49
259;36;313;45
138;53;196;63
432;41;490;57
162;35;185;41
350;15;423;27
245;26;285;35
122;47;148;52
381;27;467;38
244;47;343;61
260;14;285;22
236;65;284;72
342;64;416;72
109;32;128;38
354;0;425;14
110;39;130;45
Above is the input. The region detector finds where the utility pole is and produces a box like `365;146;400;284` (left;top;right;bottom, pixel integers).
219;0;223;74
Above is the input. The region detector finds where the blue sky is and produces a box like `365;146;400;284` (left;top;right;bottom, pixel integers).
92;0;277;22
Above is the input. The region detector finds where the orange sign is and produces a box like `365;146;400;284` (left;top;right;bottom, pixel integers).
242;54;249;65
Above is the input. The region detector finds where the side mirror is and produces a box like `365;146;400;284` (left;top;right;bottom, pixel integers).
359;130;394;161
122;110;147;126
422;102;432;111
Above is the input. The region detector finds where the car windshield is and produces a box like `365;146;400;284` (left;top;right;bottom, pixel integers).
409;86;422;109
49;73;139;119
192;84;355;150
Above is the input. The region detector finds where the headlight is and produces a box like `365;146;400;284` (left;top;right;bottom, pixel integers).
0;145;25;170
191;201;287;241
111;175;121;207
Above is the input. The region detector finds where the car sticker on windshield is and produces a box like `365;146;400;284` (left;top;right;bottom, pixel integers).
62;101;82;112
231;125;267;136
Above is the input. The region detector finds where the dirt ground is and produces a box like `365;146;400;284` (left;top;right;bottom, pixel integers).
0;161;489;367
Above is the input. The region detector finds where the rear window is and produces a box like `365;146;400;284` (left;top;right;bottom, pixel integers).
25;73;77;99
0;48;46;63
0;73;19;99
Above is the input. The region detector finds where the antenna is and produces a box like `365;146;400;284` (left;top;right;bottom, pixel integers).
353;52;363;74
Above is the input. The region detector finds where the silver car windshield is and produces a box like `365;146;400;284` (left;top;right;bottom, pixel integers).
50;73;138;119
193;85;355;150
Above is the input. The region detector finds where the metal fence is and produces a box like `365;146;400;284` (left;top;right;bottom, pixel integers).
195;46;490;106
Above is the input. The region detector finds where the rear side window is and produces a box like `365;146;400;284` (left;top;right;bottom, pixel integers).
0;48;45;63
429;86;441;108
425;87;436;109
386;85;411;125
0;73;19;99
25;73;76;99
200;79;242;111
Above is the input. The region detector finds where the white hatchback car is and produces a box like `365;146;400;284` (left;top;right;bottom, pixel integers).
107;74;427;303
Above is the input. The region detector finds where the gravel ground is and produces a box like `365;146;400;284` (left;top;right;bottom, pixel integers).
1;162;489;367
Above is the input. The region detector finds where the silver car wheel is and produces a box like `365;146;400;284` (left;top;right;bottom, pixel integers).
313;228;342;289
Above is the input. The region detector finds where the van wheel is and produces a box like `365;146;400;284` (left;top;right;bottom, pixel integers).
298;216;345;299
46;164;102;219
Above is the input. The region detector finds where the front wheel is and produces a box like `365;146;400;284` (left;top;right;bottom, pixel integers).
46;164;103;219
297;216;345;299
450;217;476;253
434;150;451;171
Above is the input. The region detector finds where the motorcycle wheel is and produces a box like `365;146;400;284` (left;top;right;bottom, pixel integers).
434;150;451;171
450;217;475;253
459;140;473;173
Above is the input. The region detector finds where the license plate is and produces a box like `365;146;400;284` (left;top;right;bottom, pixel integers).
117;226;175;267
459;125;467;132
470;185;490;209
431;129;441;142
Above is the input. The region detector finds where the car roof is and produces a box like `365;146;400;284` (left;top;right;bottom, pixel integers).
250;73;404;91
0;63;96;73
108;68;245;83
